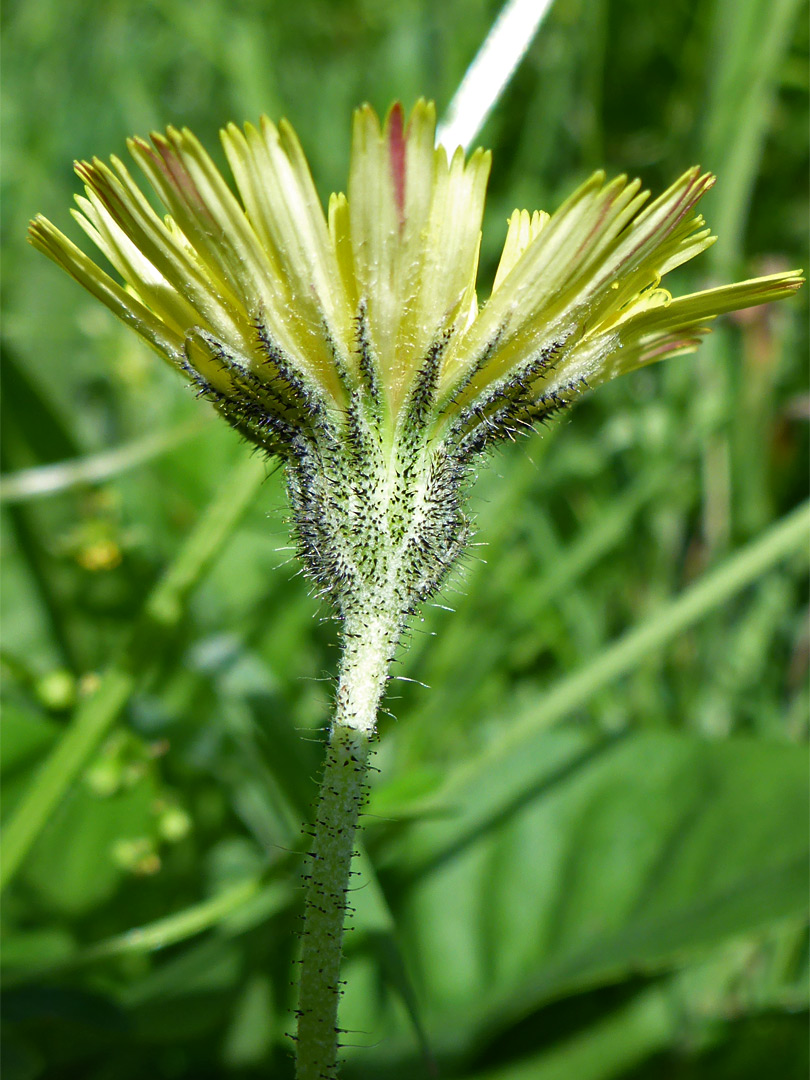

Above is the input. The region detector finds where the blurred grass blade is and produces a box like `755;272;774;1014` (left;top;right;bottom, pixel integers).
415;462;676;688
452;499;810;784
437;0;556;151
3;878;293;988
0;416;211;503
84;876;264;960
0;453;267;892
1;342;86;666
698;0;803;551
702;0;804;271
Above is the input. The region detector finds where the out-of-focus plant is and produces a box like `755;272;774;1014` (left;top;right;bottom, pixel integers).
26;93;802;1077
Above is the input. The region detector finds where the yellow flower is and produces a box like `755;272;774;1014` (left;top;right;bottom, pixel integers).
29;101;803;615
29;100;802;450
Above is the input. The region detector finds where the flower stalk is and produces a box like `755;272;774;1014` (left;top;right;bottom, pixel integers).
28;99;803;1078
297;723;372;1080
295;615;395;1079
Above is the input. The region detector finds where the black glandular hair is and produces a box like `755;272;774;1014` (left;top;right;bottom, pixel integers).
353;300;382;415
282;329;472;622
441;339;573;463
181;317;574;627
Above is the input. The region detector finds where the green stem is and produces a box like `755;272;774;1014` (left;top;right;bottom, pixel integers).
295;613;399;1080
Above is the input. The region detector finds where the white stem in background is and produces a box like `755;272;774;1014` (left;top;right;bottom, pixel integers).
436;0;557;153
0;418;209;503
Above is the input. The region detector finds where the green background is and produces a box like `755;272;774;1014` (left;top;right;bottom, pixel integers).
2;0;808;1077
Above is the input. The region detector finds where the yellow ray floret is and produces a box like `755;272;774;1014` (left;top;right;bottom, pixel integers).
29;101;803;451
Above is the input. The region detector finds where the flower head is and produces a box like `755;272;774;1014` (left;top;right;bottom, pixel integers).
29;101;803;619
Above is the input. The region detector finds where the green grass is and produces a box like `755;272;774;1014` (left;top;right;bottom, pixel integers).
2;1;808;1078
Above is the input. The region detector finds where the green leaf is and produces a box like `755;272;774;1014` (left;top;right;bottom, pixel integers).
463;985;675;1080
342;843;435;1072
383;730;809;1056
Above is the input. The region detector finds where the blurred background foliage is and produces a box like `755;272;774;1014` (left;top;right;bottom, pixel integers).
1;0;808;1077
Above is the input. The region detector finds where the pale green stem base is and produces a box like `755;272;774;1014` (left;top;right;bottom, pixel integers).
295;614;399;1080
295;724;372;1079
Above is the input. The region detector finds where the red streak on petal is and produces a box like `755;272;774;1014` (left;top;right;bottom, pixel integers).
150;135;214;224
644;336;701;361
388;103;406;230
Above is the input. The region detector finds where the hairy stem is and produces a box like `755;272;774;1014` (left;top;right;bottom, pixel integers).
295;613;399;1080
